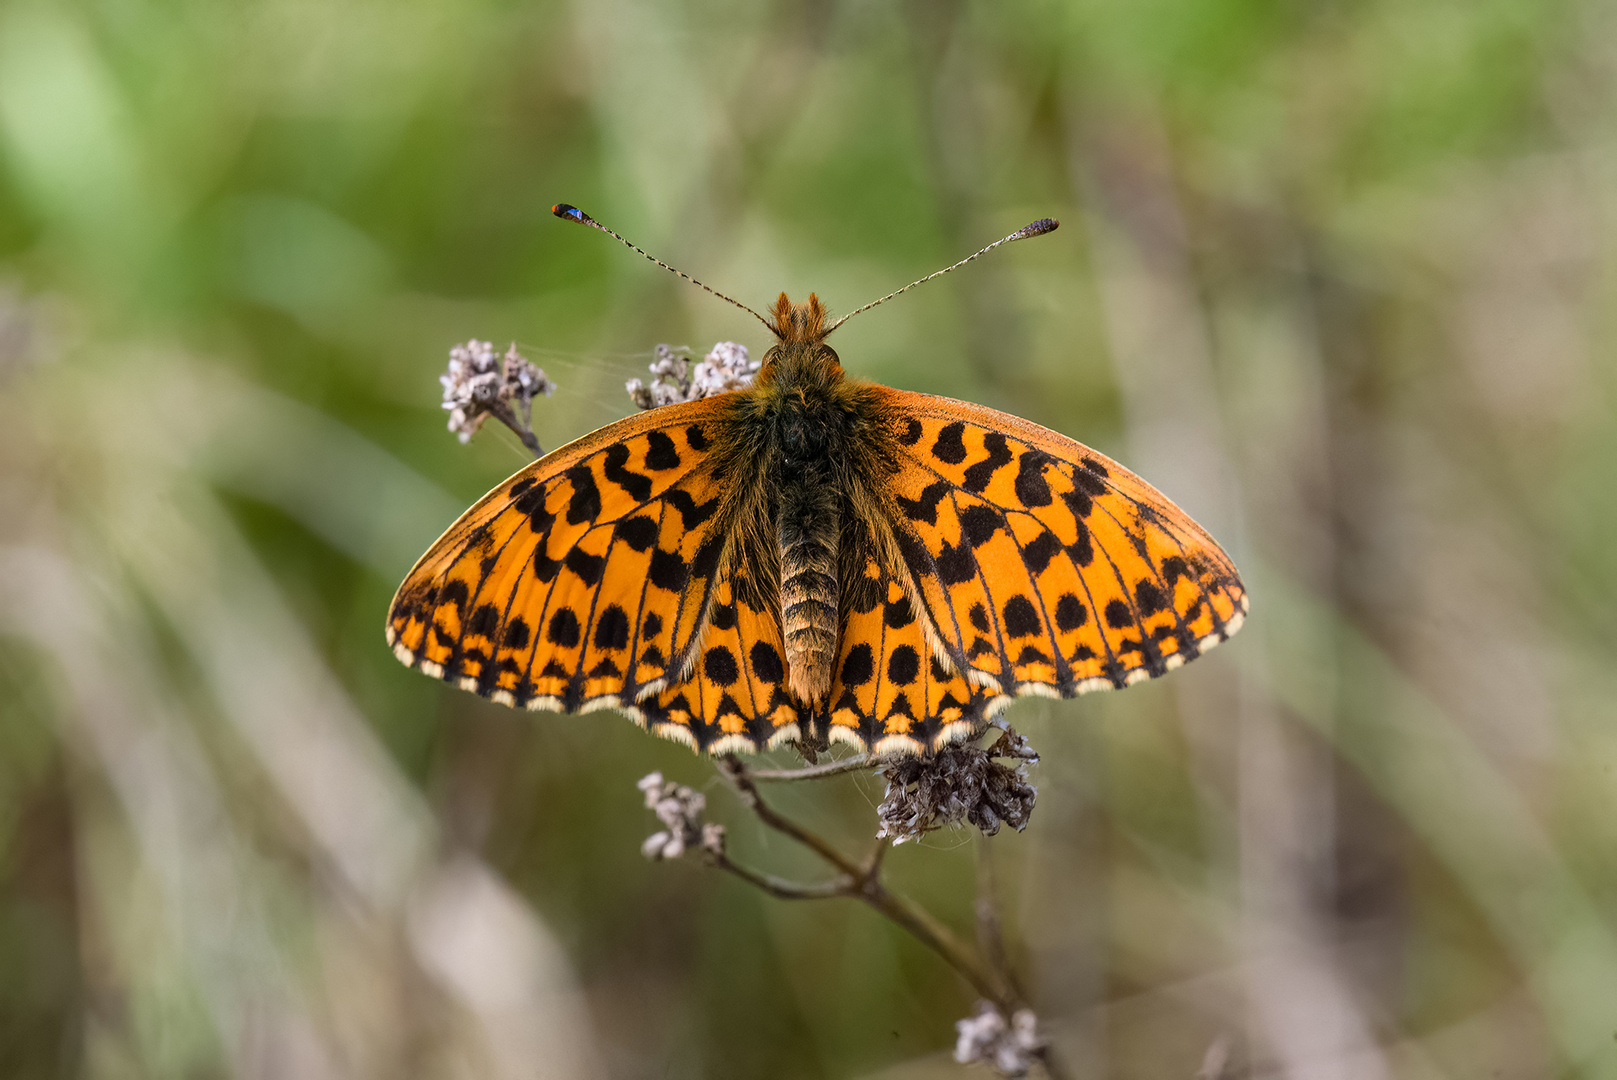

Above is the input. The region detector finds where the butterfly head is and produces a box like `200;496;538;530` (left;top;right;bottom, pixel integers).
760;292;842;384
766;292;833;346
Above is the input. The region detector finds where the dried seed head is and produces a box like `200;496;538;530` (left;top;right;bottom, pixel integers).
876;725;1039;844
626;341;758;411
954;1001;1045;1077
441;340;555;442
636;772;713;861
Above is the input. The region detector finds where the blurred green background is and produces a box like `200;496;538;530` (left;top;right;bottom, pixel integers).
2;0;1616;1076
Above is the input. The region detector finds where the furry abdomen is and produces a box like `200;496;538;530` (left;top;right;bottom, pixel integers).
779;479;839;707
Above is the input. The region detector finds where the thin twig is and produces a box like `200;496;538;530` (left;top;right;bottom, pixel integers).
976;838;1014;994
974;842;1074;1080
707;854;848;900
717;755;1019;1011
486;399;545;458
748;752;883;782
864;836;891;877
719;755;863;877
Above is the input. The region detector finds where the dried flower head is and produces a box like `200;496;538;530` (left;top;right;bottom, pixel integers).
626;341;759;410
876;725;1039;844
441;340;555;443
954;1001;1045;1077
637;772;726;861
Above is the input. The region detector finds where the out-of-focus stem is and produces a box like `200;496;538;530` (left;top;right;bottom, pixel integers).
716;755;1019;1011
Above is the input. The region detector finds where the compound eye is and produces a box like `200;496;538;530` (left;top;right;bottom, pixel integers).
819;345;841;367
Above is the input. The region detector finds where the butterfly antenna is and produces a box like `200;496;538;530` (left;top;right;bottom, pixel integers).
553;204;773;333
824;218;1059;333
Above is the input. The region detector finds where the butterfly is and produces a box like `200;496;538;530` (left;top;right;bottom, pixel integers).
387;206;1248;758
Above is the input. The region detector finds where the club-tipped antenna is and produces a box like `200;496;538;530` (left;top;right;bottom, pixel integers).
824;218;1060;333
552;204;773;333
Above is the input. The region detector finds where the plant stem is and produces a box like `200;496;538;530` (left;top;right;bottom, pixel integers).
717;755;1019;1011
975;838;1017;1000
707;854;847;900
486;398;545;458
748;753;883;782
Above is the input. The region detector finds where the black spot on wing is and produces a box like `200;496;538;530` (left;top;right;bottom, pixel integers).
1021;531;1062;574
899;417;923;445
503;617;530;648
959;504;1002;547
614;515;659;552
1002;596;1041;638
648;549;688;591
896;481;950;525
644;430;681;470
961;433;1012;492
690;533;724;580
686;425;709;451
750;642;784;684
564;465;601;525
665;490;719;529
895;529;934;579
512;481;553;532
932;421;967;465
710;602;737;631
883;595;915;629
533;548;561;582
1135;580;1167;615
887;645;919;685
936;540;977;586
969;603;990;633
704;646;739;686
547;608;581;647
593;604;631;650
840;643;874;686
1067;519;1094;567
1014;451;1053;508
602;443;652;502
1015;644;1052;666
1062;486;1093;522
1072;464;1108;497
468;604;499;638
1104;599;1133;630
1054;594;1087;632
564;547;604;585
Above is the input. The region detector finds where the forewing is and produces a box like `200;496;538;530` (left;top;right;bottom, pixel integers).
873;388;1247;696
826;554;1009;754
387;397;734;713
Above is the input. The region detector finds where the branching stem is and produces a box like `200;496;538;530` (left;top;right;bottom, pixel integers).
716;755;1019;1012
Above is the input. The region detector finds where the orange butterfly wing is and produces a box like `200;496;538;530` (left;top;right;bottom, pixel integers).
825;553;1008;755
387;396;798;750
871;388;1247;701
